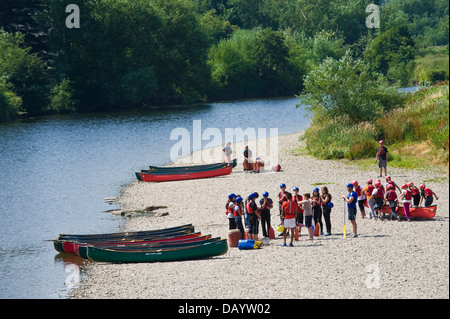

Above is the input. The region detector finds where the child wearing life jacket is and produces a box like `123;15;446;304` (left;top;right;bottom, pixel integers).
226;193;237;230
299;193;313;240
372;180;385;219
385;176;401;192
352;180;366;218
259;192;273;238
385;184;398;220
362;179;376;219
246;193;261;240
397;184;412;222
281;192;298;247
419;184;439;207
408;182;421;206
321;186;333;236
311;188;323;235
293;187;304;236
234;197;245;238
342;183;358;237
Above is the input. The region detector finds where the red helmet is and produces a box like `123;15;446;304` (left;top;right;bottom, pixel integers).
386;184;394;190
379;140;384;144
367;179;373;184
401;184;408;189
374;181;382;187
385;176;391;181
407;182;414;187
419;184;426;189
352;180;358;187
375;179;381;183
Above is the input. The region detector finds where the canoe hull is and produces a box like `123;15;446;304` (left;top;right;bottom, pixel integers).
137;165;232;182
146;159;237;173
87;239;228;263
364;201;437;219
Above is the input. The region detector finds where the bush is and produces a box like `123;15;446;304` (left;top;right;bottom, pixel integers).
48;78;77;114
0;79;22;121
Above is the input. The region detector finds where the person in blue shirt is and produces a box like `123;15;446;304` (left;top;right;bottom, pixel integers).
342;183;358;238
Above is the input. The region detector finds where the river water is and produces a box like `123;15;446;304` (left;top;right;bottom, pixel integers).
0;97;310;298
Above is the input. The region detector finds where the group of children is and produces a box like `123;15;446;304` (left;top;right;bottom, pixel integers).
225;176;439;246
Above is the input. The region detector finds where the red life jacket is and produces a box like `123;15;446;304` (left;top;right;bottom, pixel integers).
404;189;412;200
375;187;385;199
424;188;433;197
366;184;375;196
387;189;397;201
377;146;386;156
411;186;419;196
355;185;362;197
233;204;241;217
226;202;234;215
246;201;255;214
279;191;286;200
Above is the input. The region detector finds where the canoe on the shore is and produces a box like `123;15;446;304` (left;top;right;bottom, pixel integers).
136;164;232;182
77;236;216;259
57;224;194;241
363;201;437;219
56;232;203;255
86;239;228;263
143;159;237;173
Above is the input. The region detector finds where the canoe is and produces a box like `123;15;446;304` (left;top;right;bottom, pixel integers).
86;239;228;263
363;201;437;219
136;164;232;182
58;232;203;255
58;224;193;240
76;235;213;258
143;159;237;173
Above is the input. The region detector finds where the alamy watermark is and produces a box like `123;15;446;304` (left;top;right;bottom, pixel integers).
366;4;380;29
169;120;279;165
365;262;381;289
65;4;80;29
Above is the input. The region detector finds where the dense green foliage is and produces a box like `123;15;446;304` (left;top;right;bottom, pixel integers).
0;0;448;121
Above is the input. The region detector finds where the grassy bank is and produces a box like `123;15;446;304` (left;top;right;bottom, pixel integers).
299;82;449;171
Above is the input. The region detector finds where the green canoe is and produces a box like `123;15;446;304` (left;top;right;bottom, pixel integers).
86;239;228;263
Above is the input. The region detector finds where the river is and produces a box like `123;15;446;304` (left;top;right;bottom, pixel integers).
0;97;310;298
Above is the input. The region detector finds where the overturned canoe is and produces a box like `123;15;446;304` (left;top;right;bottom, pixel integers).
86;239;228;263
144;159;237;173
136;164;232;182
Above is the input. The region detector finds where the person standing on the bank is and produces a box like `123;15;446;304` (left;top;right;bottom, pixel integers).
342;183;358;238
375;140;389;177
259;192;273;238
321;186;333;236
222;141;232;166
234;197;245;238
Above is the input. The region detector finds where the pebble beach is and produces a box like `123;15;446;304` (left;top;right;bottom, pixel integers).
71;132;449;299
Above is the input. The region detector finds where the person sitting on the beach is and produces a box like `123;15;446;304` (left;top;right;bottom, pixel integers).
243;146;253;171
259;192;273;238
342;183;358;237
281;192;298;247
299;193;313;240
419;184;439;207
385;184;398;221
222;142;232;166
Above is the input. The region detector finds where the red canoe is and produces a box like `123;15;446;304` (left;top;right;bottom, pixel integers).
136;165;232;182
363;201;437;219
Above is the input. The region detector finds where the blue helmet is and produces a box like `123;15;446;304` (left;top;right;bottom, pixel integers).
263;191;269;197
313;187;319;193
280;183;286;188
293;187;299;191
249;192;256;199
236;197;243;203
346;183;354;188
228;193;236;199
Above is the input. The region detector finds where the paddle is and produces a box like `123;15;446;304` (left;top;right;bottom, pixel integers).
343;199;346;238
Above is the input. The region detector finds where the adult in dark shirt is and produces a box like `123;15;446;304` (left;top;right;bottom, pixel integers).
375;140;388;178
